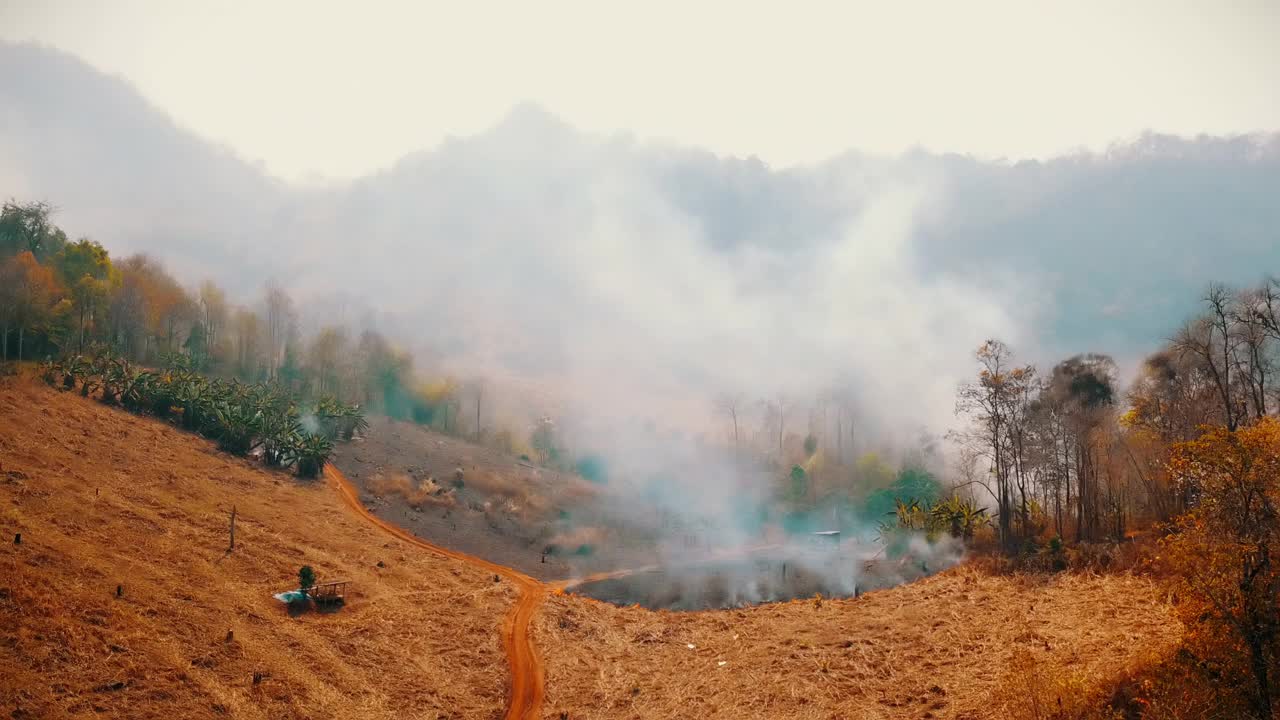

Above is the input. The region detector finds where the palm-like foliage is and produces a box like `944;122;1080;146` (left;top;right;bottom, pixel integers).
99;353;135;405
211;399;262;455
41;347;361;477
290;432;333;479
313;396;369;440
928;495;990;539
880;494;991;545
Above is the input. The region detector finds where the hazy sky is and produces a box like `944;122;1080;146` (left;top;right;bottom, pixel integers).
3;0;1278;182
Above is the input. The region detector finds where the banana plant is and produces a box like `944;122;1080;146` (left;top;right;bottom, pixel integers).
211;400;262;455
261;407;303;467
120;371;157;412
99;355;133;405
313;396;369;440
927;495;990;540
40;347;354;479
290;432;333;479
892;497;926;530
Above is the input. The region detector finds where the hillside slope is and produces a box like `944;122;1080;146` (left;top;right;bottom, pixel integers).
536;559;1181;719
0;379;513;719
0;378;1186;719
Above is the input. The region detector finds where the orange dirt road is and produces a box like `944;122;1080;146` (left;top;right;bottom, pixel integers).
324;465;546;720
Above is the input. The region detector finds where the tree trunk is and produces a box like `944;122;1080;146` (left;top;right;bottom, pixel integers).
17;326;24;362
1075;444;1085;542
1054;479;1062;538
1247;634;1272;719
78;305;86;354
836;412;843;464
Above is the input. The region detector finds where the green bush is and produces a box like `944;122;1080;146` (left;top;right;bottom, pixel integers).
298;565;316;593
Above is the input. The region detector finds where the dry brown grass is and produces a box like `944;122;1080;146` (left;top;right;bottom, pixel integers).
0;379;514;720
0;376;1190;720
535;565;1181;719
368;471;457;509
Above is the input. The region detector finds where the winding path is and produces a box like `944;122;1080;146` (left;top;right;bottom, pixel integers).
324;465;547;720
324;464;781;719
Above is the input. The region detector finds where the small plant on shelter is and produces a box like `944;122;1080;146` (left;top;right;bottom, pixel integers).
298;565;316;595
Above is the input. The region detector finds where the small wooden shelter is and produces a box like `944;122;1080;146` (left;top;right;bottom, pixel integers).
307;580;350;606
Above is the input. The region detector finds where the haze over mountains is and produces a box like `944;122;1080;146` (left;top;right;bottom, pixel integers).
3;41;1278;435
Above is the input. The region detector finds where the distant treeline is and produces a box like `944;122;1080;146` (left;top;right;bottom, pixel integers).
0;198;534;454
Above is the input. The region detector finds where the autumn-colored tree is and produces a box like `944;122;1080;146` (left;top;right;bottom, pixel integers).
54;238;117;353
231;308;264;380
105;254;192;360
0;251;64;361
198;280;228;367
105;255;147;359
307;326;349;397
953;340;1037;551
1163;418;1280;718
151;275;196;356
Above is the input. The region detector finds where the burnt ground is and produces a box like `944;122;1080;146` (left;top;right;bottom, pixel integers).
330;416;581;580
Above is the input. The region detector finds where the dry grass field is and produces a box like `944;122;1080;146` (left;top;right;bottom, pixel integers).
0;379;514;720
1;377;1186;720
536;567;1181;719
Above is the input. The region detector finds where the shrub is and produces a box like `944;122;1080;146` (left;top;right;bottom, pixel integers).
1161;419;1280;717
292;433;333;479
298;566;316;594
803;433;818;456
574;455;608;485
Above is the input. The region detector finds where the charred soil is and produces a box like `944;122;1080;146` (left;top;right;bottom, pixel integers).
330;416;588;581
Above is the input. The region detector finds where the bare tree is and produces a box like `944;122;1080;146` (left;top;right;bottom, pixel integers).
953;339;1037;551
199;280;228;359
716;392;744;448
263;282;295;380
467;378;487;437
1231;285;1276;421
772;394;790;455
1174;284;1243;430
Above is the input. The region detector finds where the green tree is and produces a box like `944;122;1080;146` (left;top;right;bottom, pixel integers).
183;321;209;369
864;467;943;523
0;200;66;261
789;465;808;500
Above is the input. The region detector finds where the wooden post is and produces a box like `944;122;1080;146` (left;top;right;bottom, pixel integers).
229;506;237;551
